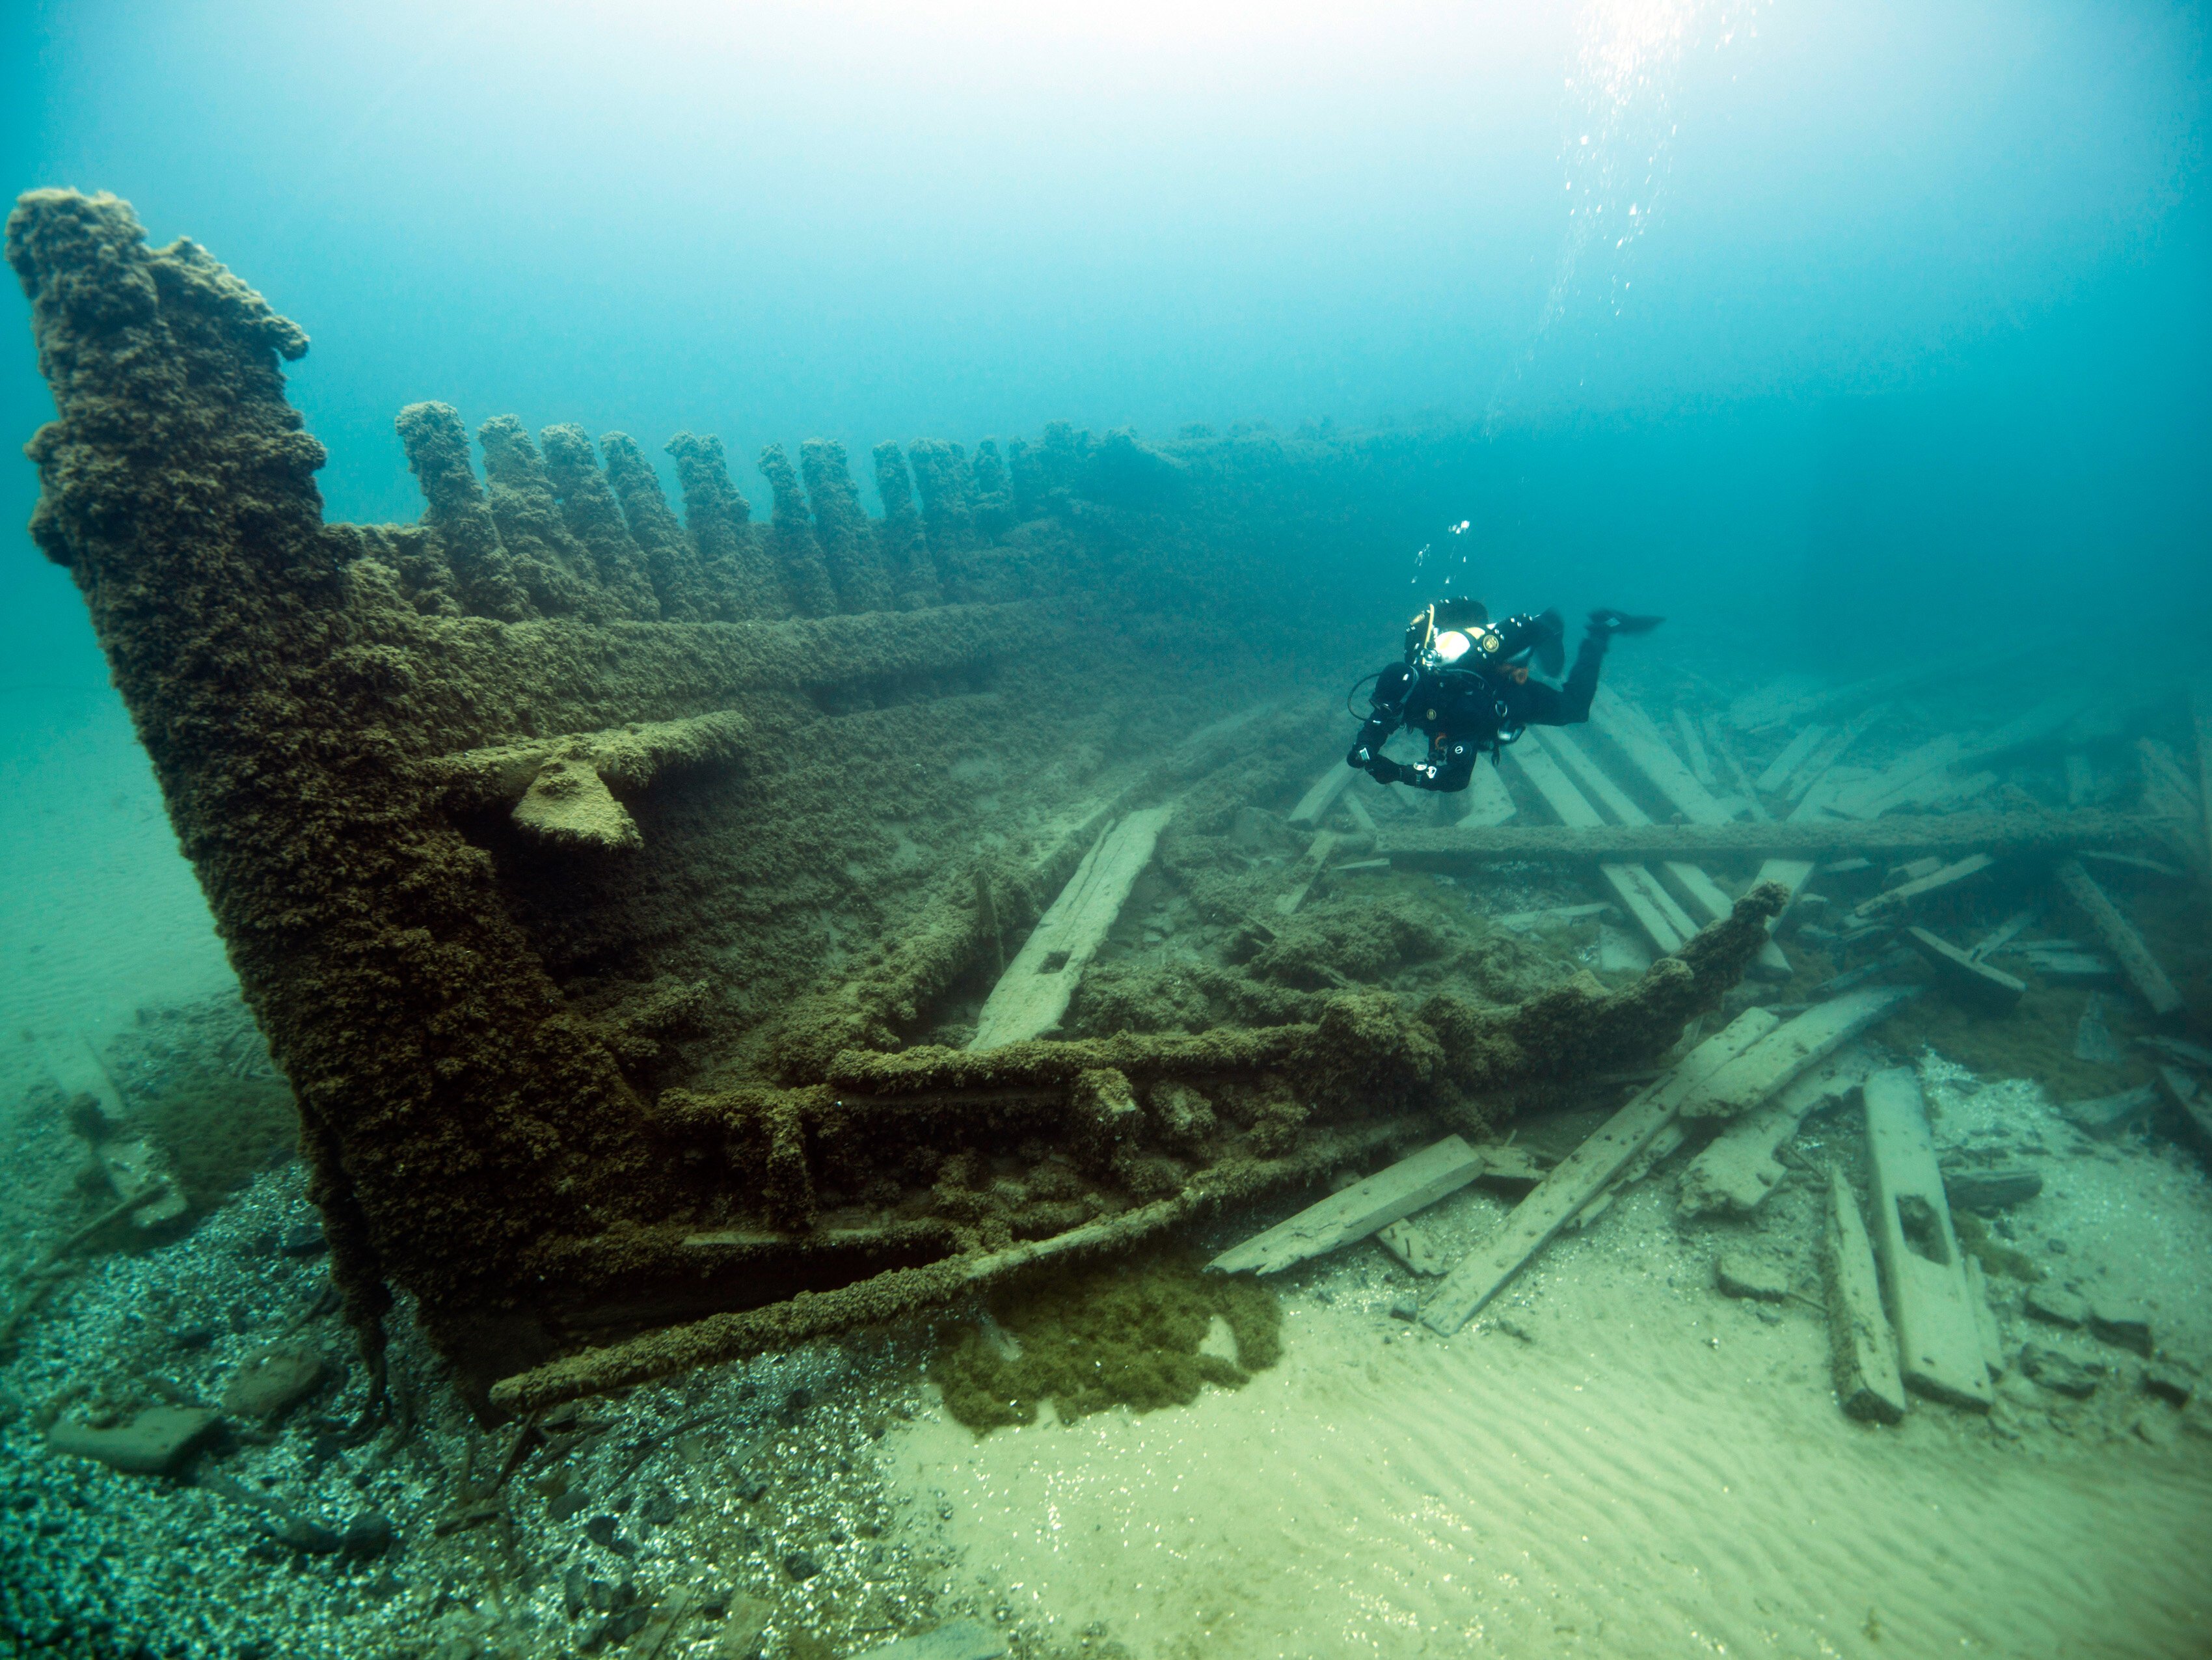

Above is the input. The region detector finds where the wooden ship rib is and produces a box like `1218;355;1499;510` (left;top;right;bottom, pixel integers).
8;189;1787;1418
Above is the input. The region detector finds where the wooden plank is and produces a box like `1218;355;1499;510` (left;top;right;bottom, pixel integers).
1702;714;1772;822
1957;693;2090;767
1275;829;1341;916
34;1034;188;1229
1492;901;1612;932
1374;810;2154;867
1674;707;1717;788
1848;852;1994;923
1831;735;1962;821
1678;1047;1873;1216
1421;1010;1779;1335
1535;726;1734;930
2059;1082;2159;1139
2155;1065;2212;1158
1757;725;1827;795
1785;703;1890;805
1591;685;1736;824
1863;1067;1993;1409
1458;760;1517;827
1906;927;2027;1012
2055;858;2183;1017
1823;1165;1908;1424
1208;1136;1485;1274
1286;760;1355;828
1500;740;1691;953
971;806;1172;1049
1375;1218;1446;1275
1967;908;2036;961
1679;986;1918;1120
1964;1257;2006;1380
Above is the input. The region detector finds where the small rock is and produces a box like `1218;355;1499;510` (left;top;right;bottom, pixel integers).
221;1344;326;1424
2019;1344;2103;1399
171;1325;217;1351
735;1475;768;1504
276;1222;327;1258
548;1488;593;1522
340;1511;394;1557
1941;1165;2043;1211
2133;1411;2179;1449
784;1550;822;1582
2143;1365;2196;1407
2025;1286;2087;1329
1386;1294;1420;1323
1714;1253;1790;1303
583;1605;651;1653
583;1515;634;1556
2088;1305;2153;1357
46;1406;220;1475
641;1490;682;1527
562;1564;591;1620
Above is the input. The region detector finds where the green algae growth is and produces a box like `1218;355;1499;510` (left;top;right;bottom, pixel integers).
931;1247;1282;1433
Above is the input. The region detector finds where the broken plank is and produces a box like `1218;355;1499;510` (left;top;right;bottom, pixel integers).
1703;714;1772;819
2055;858;2184;1017
1967;908;2037;962
1863;1067;1993;1409
2155;1065;2212;1158
1275;830;1341;916
2058;1083;2159;1139
1831;735;1962;821
1421;1011;1780;1336
971;806;1172;1050
1674;707;1717;787
1458;759;1517;827
35;1034;187;1229
1905;927;2027;1013
1679;986;1919;1120
1823;1165;1908;1424
1678;1047;1874;1216
1286;759;1355;828
1491;901;1612;932
1591;685;1736;824
1533;726;1734;932
1500;739;1693;953
1787;703;1890;806
1848;853;1994;923
1340;791;1377;834
1373;810;2150;867
1757;725;1828;795
1375;1218;1446;1275
1208;1136;1485;1275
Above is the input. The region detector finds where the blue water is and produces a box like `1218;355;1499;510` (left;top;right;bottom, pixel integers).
4;6;2211;1653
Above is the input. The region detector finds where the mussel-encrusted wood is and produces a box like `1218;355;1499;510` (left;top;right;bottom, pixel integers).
9;189;1783;1413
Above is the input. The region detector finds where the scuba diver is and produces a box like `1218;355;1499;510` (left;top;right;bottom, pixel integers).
1346;597;1663;792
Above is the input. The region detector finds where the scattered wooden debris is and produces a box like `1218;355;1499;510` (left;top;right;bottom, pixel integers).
1275;829;1341;917
1677;1047;1872;1216
1862;1068;1992;1409
1830;735;1962;821
1850;853;1994;923
1590;687;1739;825
1939;1163;2043;1211
1287;759;1356;828
1420;1010;1779;1335
1490;901;1612;932
1678;986;1917;1120
2072;993;2122;1065
1375;809;2148;867
2060;1083;2160;1139
2055;859;2184;1017
970;806;1173;1050
1702;715;1772;821
1785;703;1890;810
1757;725;1828;795
1747;858;1815;981
1207;1136;1487;1275
1534;726;1738;940
2077;850;2185;880
2140;1034;2212;1070
1459;761;1517;827
1375;1218;1446;1275
1967;908;2036;961
1674;707;1717;788
1822;1166;1908;1424
38;1034;187;1230
2153;1066;2212;1156
1500;739;1695;954
1904;926;2027;1013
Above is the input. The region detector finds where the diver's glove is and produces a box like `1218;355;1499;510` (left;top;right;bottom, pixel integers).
1364;757;1414;786
1587;608;1665;636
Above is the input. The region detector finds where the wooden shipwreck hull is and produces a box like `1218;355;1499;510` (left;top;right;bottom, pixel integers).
9;189;1782;1415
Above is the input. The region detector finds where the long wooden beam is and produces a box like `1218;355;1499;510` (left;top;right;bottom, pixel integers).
1377;810;2155;866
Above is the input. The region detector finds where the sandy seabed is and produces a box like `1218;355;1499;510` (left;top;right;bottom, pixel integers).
887;1165;2212;1660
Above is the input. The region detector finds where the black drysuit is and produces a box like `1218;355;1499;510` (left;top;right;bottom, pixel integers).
1347;616;1608;793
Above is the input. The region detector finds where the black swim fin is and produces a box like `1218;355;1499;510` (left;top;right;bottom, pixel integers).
1533;608;1566;677
1589;608;1666;636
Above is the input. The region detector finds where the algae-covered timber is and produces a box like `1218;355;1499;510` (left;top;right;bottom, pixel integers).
9;188;1784;1415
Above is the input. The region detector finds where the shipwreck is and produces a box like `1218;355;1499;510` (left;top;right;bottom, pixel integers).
9;187;1843;1418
